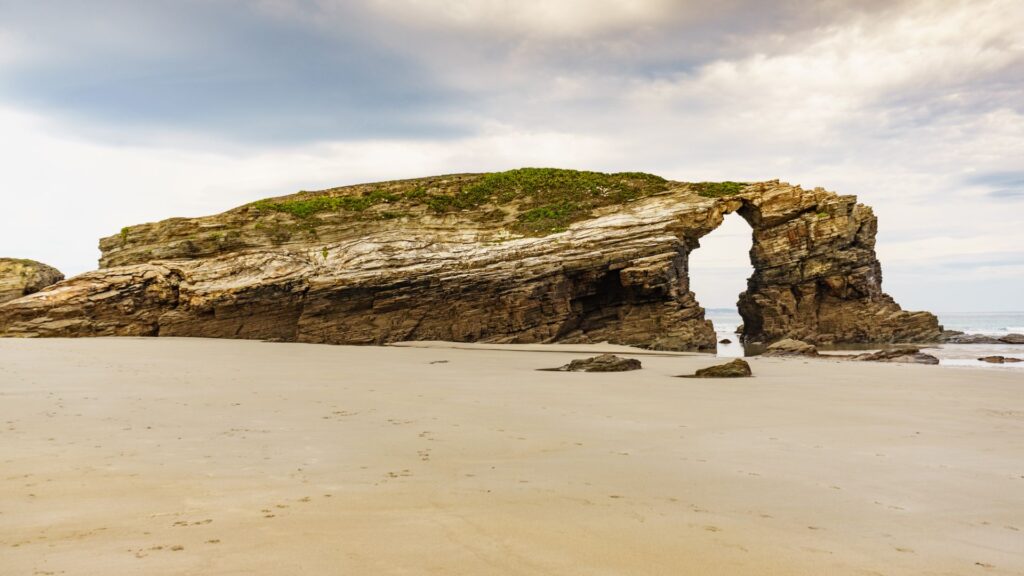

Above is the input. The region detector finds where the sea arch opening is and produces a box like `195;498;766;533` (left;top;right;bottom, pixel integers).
688;211;755;357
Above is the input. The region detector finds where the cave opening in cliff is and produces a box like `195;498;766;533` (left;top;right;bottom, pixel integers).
688;212;754;356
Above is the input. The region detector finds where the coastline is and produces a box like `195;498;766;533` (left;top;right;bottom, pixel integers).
707;308;1024;369
2;337;1022;575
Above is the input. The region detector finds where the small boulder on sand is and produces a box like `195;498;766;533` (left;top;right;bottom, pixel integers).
542;354;642;372
854;347;939;365
679;359;752;378
978;355;1023;364
719;338;732;344
1000;333;1024;345
763;338;818;357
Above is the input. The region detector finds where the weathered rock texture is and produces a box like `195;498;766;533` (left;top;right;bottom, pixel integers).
852;347;940;365
763;338;819;357
683;359;753;378
0;169;941;349
0;259;64;305
544;354;642;372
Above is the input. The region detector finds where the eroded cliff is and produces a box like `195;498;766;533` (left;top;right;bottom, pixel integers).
0;169;941;349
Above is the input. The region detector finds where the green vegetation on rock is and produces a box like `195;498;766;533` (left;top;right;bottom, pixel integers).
252;189;402;218
691;181;748;198
248;168;671;236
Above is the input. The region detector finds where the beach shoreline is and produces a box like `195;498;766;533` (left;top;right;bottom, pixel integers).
2;337;1022;575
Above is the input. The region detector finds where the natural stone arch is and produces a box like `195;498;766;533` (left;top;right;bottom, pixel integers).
0;173;940;349
705;183;940;345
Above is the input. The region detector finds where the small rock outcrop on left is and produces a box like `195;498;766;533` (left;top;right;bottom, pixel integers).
0;259;64;305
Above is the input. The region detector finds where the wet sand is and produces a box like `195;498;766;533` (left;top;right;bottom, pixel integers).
1;337;1022;575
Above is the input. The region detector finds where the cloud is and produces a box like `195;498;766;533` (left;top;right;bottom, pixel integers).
964;171;1024;199
364;0;680;37
0;0;468;142
0;0;1022;310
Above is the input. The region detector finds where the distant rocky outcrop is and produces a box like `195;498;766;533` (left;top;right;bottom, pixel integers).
852;347;939;365
544;354;642;372
943;332;1024;345
978;356;1023;364
0;259;64;305
0;169;941;349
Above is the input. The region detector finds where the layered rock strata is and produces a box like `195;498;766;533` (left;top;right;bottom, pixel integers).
0;170;941;349
0;258;64;305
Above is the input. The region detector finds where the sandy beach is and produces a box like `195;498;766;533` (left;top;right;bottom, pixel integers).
1;337;1022;575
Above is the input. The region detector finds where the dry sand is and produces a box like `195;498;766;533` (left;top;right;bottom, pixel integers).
1;337;1022;575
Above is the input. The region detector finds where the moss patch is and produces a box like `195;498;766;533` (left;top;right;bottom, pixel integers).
252;189;401;218
248;168;671;237
691;181;748;198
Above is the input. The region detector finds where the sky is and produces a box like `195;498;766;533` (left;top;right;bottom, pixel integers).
0;0;1021;312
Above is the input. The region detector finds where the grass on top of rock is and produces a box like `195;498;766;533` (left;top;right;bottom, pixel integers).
691;181;748;198
249;168;674;236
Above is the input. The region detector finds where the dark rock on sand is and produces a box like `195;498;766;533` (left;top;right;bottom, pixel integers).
1000;333;1024;344
978;356;1023;364
682;359;753;378
854;347;939;365
544;354;642;372
719;338;732;344
763;338;818;357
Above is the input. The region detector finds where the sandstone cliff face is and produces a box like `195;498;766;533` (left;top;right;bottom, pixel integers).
0;258;64;305
0;169;941;349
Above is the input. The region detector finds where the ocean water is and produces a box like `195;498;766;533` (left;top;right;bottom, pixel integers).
705;308;746;358
934;311;1024;336
704;308;1024;369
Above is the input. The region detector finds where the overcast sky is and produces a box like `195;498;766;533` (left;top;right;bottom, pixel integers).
1;0;1021;311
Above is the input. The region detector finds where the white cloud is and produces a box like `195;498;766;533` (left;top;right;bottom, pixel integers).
363;0;679;37
0;29;28;67
624;0;1022;137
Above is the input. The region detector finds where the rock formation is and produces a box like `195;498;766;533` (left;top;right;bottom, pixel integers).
0;258;64;305
762;338;819;357
852;347;940;365
944;332;1024;345
0;169;941;349
682;359;753;378
543;354;642;372
978;355;1023;364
